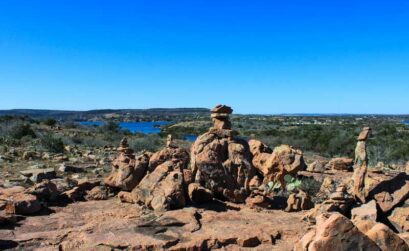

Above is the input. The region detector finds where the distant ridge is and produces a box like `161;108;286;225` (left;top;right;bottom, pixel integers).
0;109;407;119
0;108;210;120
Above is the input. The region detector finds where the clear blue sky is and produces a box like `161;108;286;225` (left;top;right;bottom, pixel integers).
0;1;408;114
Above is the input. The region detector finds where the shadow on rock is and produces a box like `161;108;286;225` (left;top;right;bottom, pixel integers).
0;240;19;250
193;199;240;212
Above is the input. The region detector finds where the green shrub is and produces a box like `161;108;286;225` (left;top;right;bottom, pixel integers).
130;134;165;152
10;124;36;140
40;133;65;153
101;121;120;133
44;118;57;127
299;177;322;196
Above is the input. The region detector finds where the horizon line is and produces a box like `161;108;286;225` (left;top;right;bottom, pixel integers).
0;108;408;117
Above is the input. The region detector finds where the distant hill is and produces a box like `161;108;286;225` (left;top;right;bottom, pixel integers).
0;108;210;121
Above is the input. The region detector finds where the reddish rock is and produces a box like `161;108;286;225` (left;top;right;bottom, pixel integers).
188;183;213;204
85;186;109;201
0;187;41;215
182;169;194;185
0;199;308;250
358;127;372;141
406;161;409;174
388;203;409;233
285;190;314;212
20;168;56;183
351;200;377;222
245;194;273;209
327;157;354;171
148;146;190;172
400;233;409;246
191;107;255;203
307;160;327;173
211;104;233;114
249;139;306;187
356;220;409;251
26;180;59;202
104;138;150;191
210;104;233;130
302;185;355;223
367;172;409;214
61;179;100;201
295;213;380;251
353;127;371;203
120;160;186;211
248;175;262;189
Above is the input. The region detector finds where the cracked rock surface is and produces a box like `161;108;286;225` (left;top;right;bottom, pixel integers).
0;198;307;250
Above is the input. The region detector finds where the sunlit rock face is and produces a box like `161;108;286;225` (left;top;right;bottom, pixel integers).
104;138;149;191
190;104;256;203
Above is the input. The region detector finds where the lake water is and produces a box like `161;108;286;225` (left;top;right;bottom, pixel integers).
184;134;198;142
79;121;170;134
404;120;409;125
79;121;198;141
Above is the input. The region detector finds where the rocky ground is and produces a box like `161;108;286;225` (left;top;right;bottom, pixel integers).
1;105;409;251
0;199;307;250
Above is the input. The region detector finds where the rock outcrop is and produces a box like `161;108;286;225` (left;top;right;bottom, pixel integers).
249;139;306;187
285;190;314;212
104;138;150;191
148;140;190;172
211;104;233;130
26;180;59;202
20;168;56;183
61;179;100;201
307;160;327;173
389;204;409;233
354;219;409;251
119;160;186;211
187;183;213;204
190;105;256;203
0;186;42;215
367;172;409;214
351;200;377;222
85;186;109;201
326;157;353;171
296;213;381;251
353;127;371;203
303;185;355;222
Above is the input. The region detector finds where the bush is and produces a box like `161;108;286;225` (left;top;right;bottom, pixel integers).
10;124;36;140
299;177;322;197
40;133;65;153
101;121;120;133
130;134;165;152
44;118;57;127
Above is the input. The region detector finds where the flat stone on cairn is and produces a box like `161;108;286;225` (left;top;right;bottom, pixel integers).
117;137;133;156
211;104;233;130
166;134;176;148
323;184;355;213
357;127;372;141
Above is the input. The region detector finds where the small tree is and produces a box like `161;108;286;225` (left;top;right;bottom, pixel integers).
44;118;57;127
10;124;36;140
102;121;120;133
40;133;64;153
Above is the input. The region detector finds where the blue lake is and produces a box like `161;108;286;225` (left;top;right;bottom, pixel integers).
184;134;198;142
79;121;170;134
404;120;409;125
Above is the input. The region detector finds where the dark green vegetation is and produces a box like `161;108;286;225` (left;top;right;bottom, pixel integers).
1;112;408;166
0;108;210;121
163;115;409;166
0;116;166;155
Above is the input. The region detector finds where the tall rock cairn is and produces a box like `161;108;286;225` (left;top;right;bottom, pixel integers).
211;104;233;130
117;137;134;159
353;127;371;203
